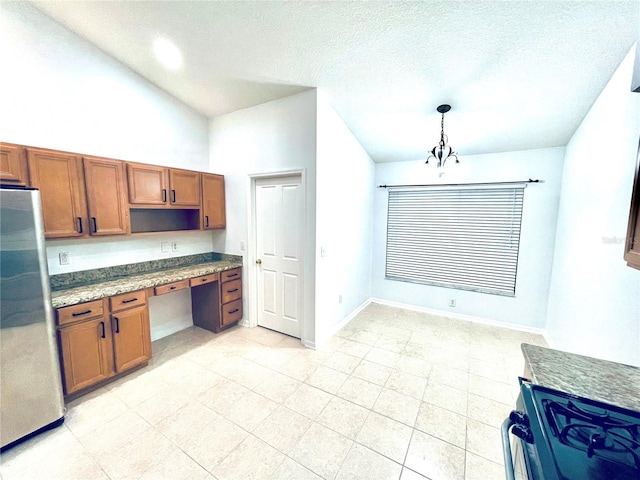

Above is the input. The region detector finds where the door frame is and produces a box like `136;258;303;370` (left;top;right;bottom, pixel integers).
247;169;307;344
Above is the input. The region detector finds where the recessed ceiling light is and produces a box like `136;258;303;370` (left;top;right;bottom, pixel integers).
153;37;183;70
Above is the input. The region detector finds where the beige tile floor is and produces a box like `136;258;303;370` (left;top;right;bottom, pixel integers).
0;303;547;480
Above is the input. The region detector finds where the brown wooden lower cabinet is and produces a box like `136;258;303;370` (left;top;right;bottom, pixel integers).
111;304;151;372
58;315;113;395
56;290;151;396
192;267;243;333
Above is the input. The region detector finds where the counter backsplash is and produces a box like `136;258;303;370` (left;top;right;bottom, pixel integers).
50;252;243;291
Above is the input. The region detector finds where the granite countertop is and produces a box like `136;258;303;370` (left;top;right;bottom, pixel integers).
521;343;640;412
51;253;242;309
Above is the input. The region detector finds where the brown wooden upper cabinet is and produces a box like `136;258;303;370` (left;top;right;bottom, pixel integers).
201;173;226;229
127;162;201;208
27;147;129;238
624;139;640;270
83;156;130;236
0;143;29;186
27;147;87;238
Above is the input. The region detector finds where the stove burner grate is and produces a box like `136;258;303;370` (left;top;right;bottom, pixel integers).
543;399;640;471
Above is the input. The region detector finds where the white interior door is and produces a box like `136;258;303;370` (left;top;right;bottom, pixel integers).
255;175;303;338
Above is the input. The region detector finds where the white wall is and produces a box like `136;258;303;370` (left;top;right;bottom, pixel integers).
208;90;318;345
546;46;640;367
372;147;565;329
315;93;375;344
1;3;213;339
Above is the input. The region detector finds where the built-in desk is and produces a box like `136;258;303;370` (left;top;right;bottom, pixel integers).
51;254;242;308
50;253;243;398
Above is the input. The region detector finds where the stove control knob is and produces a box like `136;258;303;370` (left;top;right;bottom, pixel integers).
509;410;530;427
512;424;534;444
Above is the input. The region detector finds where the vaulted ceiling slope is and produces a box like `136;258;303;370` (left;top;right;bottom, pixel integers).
32;1;639;163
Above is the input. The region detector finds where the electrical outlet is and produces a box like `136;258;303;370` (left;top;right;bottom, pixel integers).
59;252;70;265
240;241;246;251
161;242;170;253
449;299;456;307
171;242;178;252
338;294;343;304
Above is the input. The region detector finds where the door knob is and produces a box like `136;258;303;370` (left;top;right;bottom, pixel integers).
256;259;262;265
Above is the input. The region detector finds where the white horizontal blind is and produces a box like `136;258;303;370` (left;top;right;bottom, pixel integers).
385;185;525;296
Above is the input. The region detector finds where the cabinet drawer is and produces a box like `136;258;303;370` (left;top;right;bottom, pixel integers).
221;268;241;282
154;279;189;296
221;299;242;326
57;299;104;326
189;273;219;287
221;279;242;304
110;290;146;312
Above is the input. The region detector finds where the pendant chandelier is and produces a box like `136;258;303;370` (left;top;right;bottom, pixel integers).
426;104;459;168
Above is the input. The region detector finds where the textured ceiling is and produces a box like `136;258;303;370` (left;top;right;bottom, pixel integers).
32;1;639;163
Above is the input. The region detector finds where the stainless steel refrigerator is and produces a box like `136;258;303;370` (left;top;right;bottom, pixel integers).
1;186;65;450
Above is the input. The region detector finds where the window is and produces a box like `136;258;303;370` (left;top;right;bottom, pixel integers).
385;185;526;296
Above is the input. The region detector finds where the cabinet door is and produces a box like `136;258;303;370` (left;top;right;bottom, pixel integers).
0;143;29;186
202;173;226;229
58;317;114;395
111;304;151;373
127;163;168;205
169;169;201;206
83;156;130;236
27;148;86;238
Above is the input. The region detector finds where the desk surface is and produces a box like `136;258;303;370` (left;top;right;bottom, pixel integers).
51;260;241;308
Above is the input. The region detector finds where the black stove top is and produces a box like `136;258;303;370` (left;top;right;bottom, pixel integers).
516;382;640;480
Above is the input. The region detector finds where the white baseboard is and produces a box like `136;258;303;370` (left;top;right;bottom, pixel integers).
314;298;372;349
369;297;548;337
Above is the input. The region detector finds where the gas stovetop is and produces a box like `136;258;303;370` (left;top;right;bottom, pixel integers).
514;381;640;480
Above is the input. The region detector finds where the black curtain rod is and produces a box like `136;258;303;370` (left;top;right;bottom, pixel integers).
377;179;542;188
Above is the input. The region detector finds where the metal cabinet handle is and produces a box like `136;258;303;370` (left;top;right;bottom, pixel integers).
162;189;167;202
205;215;209;228
91;217;97;233
229;308;239;314
171;190;176;203
99;321;106;338
170;286;177;290
228;273;239;277
122;297;138;304
256;259;262;265
113;317;120;333
77;217;83;234
72;309;91;317
228;288;239;293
